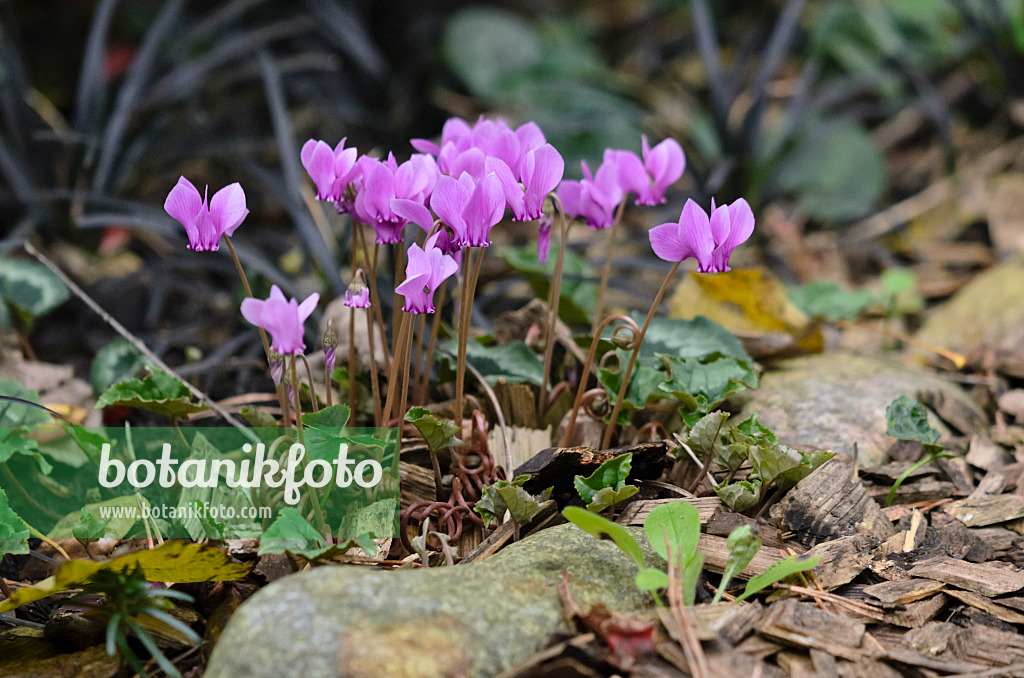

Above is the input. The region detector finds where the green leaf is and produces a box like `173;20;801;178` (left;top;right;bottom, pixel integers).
714;525;762;604
681;552;706;606
658;353;758;421
574;453;637;510
635;567;669;592
598;356;666;424
302;404;351;429
644;501;700;562
736;554;820;602
257;507;332;559
72;509;111;542
90;339;152;396
405;407;463;452
788;280;877;322
748;443;805;490
586;485;639;512
562;506;644;569
95;369;208;420
0;487;30;558
174;433;256;540
442;7;543;99
885;395;940;445
49;496;146;539
0;379;52;428
441;340;544;386
734;414;777;443
62;423;111;467
715;480;762;513
0;257;69;319
681;411;730;458
0;434;52;475
627;315;751;365
499;244;596;325
475;477;549;527
773;119;886;221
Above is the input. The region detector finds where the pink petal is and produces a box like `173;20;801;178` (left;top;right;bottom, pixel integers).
605;149;647;199
403;243;432;280
522;144;564;218
302;140;335;200
486;157;525;218
515;121;546;153
678;199;714;270
209;182;249;238
642;137;685;204
390;198;434;231
297;292;320;323
240;297;264;326
556;181;583;218
164;176;204;245
441;117;472;146
709;199;731;246
649;222;690;262
410;138;440;155
462;173;504;245
430;175;469;238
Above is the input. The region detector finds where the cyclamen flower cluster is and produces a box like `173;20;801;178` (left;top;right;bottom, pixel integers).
164;113;754;363
558;136;685;229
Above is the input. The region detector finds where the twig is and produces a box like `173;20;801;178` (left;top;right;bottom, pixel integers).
22;242;250;432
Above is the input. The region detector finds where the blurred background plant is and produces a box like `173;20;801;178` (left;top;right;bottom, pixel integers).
1;0;1022;394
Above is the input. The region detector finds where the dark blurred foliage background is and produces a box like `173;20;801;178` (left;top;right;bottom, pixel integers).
1;0;1022;394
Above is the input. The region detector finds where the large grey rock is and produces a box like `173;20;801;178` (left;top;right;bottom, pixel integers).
731;353;984;466
206;524;659;678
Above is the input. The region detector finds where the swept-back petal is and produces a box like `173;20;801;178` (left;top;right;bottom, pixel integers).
302;140;335;200
403;243;432;281
209;182;249;238
604;149;647;199
709;199;731;246
297;292;320;323
462;173;504;246
640;136;685;204
522;144;564;220
678;199;714;270
486;157;525;218
649;222;691;262
390;198;434;231
240;297;264;327
430;175;470;239
515;121;546;153
164;176;204;246
557;181;584;218
410;138;440;155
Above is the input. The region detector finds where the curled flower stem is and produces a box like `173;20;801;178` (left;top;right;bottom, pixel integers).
381;311;413;426
560;314;638;447
601;262;680;450
223;234;290;422
454;247;485;435
592;199;627;335
416;281;447;404
537;207;570;422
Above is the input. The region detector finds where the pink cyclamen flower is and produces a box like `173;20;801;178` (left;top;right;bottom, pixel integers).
557;160;623;229
639;136;685;205
648;198;754;272
300;138;360;203
395;232;459;314
164;177;248;251
489;143;564;222
354;153;438;244
430;172;505;247
240;285;320;355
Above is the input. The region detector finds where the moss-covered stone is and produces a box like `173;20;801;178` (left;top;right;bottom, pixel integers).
205;523;660;678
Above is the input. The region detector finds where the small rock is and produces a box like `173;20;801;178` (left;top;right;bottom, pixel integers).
731;353;982;466
998;390;1024;421
206;524;662;678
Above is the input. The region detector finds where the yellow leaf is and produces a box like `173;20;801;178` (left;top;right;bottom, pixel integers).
668;268;823;353
0;541;250;614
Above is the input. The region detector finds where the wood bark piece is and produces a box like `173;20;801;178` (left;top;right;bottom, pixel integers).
937;456;975;495
864;480;963;505
946;494;1024;527
514;441;670;495
882;592;946;628
399;461;436;507
757;600;872;662
698;533;786;578
492;382;539;429
863;578;945;605
803;533;877;590
944;588;1024;624
616;497;721;528
706;512;788;549
770;459;895;547
690;601;763;644
908;556;1024;596
962;624;1024;667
